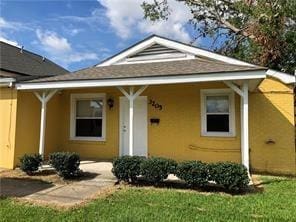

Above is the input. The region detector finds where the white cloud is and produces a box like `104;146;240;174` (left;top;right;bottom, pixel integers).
67;52;98;63
35;29;99;68
99;0;192;42
0;17;31;31
36;29;71;52
0;36;20;47
0;20;20;47
0;17;17;29
57;8;108;32
69;28;83;36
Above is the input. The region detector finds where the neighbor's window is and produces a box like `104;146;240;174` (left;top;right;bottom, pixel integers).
201;89;235;137
70;94;106;141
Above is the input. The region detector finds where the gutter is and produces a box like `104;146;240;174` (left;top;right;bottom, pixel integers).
266;69;296;84
0;78;16;87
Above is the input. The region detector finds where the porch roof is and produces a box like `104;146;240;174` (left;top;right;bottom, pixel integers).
15;58;268;90
25;58;265;83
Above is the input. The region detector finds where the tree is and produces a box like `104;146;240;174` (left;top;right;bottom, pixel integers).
142;0;296;74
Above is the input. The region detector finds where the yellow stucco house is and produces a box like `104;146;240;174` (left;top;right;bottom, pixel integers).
1;35;295;175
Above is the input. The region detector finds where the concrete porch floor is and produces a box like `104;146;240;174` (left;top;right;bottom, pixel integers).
0;161;116;207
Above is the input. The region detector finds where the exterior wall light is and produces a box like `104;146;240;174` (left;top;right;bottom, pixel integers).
107;98;114;109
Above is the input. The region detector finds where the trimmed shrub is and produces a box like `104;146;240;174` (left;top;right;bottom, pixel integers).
49;152;80;179
19;154;42;174
112;156;146;182
176;161;209;187
140;157;177;184
209;162;250;191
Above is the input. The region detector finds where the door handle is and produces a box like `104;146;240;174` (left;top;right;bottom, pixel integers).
123;125;127;132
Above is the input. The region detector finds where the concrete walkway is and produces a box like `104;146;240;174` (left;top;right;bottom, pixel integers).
1;161;116;207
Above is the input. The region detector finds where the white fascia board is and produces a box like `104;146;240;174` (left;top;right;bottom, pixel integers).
266;69;295;84
98;36;256;67
16;70;266;90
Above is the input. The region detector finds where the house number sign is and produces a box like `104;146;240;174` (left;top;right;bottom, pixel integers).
149;99;163;110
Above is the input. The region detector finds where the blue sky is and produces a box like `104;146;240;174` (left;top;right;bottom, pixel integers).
0;0;213;71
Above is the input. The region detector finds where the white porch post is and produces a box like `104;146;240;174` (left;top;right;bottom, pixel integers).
117;85;148;156
224;80;249;171
34;90;57;158
39;93;46;157
241;81;249;171
129;87;134;156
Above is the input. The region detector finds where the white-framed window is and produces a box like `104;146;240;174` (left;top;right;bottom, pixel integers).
70;93;106;141
200;89;235;137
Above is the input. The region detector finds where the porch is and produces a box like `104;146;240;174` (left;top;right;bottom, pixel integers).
15;79;258;172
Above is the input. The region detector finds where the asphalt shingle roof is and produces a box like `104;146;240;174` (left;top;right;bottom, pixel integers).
0;41;68;80
28;58;266;83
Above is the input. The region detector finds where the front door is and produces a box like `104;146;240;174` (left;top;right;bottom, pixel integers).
119;96;148;156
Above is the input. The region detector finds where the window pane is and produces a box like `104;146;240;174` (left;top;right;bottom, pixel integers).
206;114;229;132
206;96;229;113
76;100;103;118
76;119;102;137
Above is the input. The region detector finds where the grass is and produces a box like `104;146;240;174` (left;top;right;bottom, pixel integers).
1;176;296;222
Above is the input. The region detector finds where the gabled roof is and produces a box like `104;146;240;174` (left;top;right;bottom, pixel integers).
16;35;294;90
97;34;256;67
0;41;68;81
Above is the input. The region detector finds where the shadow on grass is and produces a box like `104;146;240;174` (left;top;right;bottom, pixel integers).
120;178;264;196
0;177;54;198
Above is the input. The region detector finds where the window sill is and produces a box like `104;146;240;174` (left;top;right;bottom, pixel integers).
201;132;236;138
69;137;106;142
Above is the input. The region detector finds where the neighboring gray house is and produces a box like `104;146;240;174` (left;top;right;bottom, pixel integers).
0;41;68;86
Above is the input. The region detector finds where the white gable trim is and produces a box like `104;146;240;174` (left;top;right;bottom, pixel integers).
266;69;295;84
16;70;266;91
98;36;255;67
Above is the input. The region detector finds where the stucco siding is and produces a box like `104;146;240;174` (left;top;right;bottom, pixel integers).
0;87;17;169
14;91;61;165
58;88;120;160
145;82;242;162
249;78;295;175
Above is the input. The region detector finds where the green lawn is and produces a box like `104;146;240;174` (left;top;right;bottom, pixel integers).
1;176;296;222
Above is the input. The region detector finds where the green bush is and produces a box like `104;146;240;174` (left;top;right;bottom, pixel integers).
176;161;209;187
112;156;146;182
19;154;42;174
49;152;80;179
209;162;250;191
140;157;177;184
